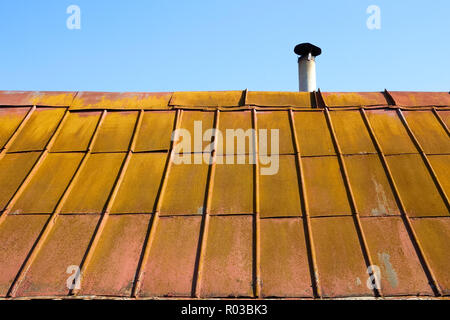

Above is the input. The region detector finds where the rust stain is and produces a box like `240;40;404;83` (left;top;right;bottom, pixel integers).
0;107;30;148
322;92;388;107
71;92;172;110
0;91;76;107
389;91;450;107
246;91;313;107
170;91;244;107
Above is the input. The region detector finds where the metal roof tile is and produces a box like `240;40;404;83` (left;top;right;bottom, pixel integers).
403;111;450;154
14;215;100;297
257;111;294;155
134;111;176;152
259;155;301;218
329;110;376;155
91;111;138;152
110;153;167;213
360;217;433;296
303;156;352;216
260;218;313;297
411;218;450;294
322;92;388;107
0;215;49;296
51;111;102;152
8;108;65;152
386;154;448;217
428;155;450;198
0;91;76;107
61;153;126;214
199;215;253;297
365;110;417;155
71;92;172;110
79;215;151;296
11;153;84;214
138;216;202;297
0;107;30;149
344;154;399;216
389;91;450;107
437;110;450;129
170;91;245;107
217;111;254;155
0;152;41;211
176;111;215;154
293;111;335;156
246;91;313;107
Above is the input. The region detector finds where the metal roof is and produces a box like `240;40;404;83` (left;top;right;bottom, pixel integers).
0;90;449;299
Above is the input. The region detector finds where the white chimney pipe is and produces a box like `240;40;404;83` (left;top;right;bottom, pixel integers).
294;43;322;92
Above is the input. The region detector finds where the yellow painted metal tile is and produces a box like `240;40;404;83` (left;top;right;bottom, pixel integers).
217;111;254;155
386;154;448;217
329;110;376;154
170;91;244;107
111;153;167;213
257;111;294;155
403;111;450;154
91;111;138;152
210;155;254;214
0;107;29;149
259;155;301;218
365;110;417;154
322;92;388;107
10;153;84;214
0;152;41;210
246;91;313;107
311;217;373;297
437;111;450;129
302;156;352;216
200;215;253;297
51;111;101;152
61;153;126;213
9;108;65;152
159;157;210;215
411;218;450;294
344;155;399;216
134;111;175;152
175;111;215;153
428;155;450;198
293;111;335;156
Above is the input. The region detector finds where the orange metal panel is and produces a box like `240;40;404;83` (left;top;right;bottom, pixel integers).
411;218;450;294
139;216;202;297
0;215;49;296
302;156;352;216
0;107;30;149
51;111;101;152
259;155;301;218
200;215;253;297
11;153;84;214
217;111;254;155
15;215;100;297
403;111;450;154
386;154;448;217
311;217;372;297
91;111;138;152
71;91;172;109
61;153;126;214
134;111;175;152
160;159;209;215
329;110;376;154
389;91;450;107
322;92;388;107
293;111;335;156
257;111;294;155
0;152;41;210
176;111;215;153
428;155;450;198
246;91;313;107
360;217;433;296
80;214;151;297
365;110;417;154
210;155;254;214
111;153;167;213
8;108;65;152
0;91;76;107
437;111;450;129
260;218;313;297
170;91;244;107
344;155;399;216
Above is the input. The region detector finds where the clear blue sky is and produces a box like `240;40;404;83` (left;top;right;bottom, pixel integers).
0;0;448;92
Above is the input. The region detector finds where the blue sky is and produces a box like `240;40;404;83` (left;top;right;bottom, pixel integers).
0;0;448;92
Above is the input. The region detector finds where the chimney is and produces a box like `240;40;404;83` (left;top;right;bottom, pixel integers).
294;43;322;92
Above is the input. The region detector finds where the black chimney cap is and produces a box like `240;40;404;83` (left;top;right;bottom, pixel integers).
294;43;322;57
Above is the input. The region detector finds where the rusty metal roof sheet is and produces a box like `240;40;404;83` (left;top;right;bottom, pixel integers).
0;90;449;300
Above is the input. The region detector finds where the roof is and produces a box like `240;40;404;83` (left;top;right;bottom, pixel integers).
0;89;449;299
